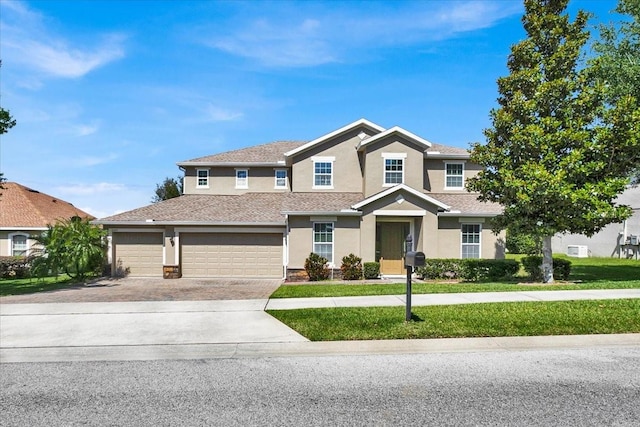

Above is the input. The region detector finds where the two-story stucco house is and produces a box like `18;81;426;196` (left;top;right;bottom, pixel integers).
96;119;504;279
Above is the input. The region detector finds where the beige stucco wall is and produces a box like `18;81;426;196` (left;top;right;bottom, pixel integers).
423;159;482;193
183;167;291;195
0;230;42;257
362;137;426;197
436;217;505;259
287;215;361;269
289;128;369;193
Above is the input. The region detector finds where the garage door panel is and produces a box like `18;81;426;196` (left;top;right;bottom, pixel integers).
113;232;163;277
181;233;282;278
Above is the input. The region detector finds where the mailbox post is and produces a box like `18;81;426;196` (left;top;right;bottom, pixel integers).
404;248;426;322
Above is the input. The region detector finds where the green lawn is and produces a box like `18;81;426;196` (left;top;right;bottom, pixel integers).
267;299;640;341
0;275;76;297
271;256;640;299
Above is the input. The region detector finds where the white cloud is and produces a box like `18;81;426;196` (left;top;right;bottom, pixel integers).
73;122;100;137
0;2;126;79
72;153;119;167
54;182;127;196
205;104;243;122
201;1;521;68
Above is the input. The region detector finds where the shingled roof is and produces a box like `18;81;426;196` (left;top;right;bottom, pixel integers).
96;192;364;225
178;141;306;165
0;182;94;228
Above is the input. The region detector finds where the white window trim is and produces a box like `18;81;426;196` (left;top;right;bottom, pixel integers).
274;169;288;189
382;153;407;187
196;168;210;188
8;232;30;257
444;161;465;190
312;156;335;189
312;222;334;266
460;223;482;259
235;168;249;189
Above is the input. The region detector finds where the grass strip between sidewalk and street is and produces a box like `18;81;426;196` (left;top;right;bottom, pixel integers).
267;299;640;341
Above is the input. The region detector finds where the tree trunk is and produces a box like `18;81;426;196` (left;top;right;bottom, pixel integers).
541;236;554;284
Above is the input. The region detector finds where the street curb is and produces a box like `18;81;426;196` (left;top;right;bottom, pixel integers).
2;333;638;364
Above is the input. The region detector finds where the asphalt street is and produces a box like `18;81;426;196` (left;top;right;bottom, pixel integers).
2;346;639;426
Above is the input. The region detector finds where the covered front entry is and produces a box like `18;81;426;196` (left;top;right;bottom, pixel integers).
376;222;410;275
180;233;283;278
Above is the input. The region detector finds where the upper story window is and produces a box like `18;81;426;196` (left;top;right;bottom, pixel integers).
235;169;248;189
445;162;465;189
383;153;406;186
312;156;335;189
275;169;287;189
313;222;334;264
10;234;28;257
197;169;209;188
461;224;481;259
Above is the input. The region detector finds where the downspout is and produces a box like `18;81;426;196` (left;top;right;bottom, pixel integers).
283;214;289;280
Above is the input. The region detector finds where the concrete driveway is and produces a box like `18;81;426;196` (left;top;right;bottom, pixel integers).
0;277;283;304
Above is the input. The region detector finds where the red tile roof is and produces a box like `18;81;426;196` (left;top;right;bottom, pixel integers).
0;182;94;228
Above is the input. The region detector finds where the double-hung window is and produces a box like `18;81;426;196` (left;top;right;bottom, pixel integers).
236;169;248;189
11;234;28;257
445;162;464;189
197;169;209;188
274;169;287;189
313;222;334;264
461;224;481;259
383;153;406;186
312;157;334;189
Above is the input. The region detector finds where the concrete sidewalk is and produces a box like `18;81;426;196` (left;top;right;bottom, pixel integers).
1;288;639;363
265;288;640;310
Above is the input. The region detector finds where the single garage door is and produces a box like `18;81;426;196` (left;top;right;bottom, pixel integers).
113;232;163;277
181;233;283;278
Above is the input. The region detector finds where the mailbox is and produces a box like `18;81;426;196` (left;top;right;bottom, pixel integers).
405;251;426;267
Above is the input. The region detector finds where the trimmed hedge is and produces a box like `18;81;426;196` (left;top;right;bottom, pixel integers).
521;256;572;281
415;258;520;282
340;253;363;280
363;262;380;279
0;256;31;279
414;259;465;280
304;253;330;281
461;259;520;281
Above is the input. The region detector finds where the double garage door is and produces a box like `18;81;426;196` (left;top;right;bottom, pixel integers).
181;233;283;278
114;232;283;278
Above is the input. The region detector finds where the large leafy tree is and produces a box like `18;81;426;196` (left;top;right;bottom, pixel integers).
467;0;640;282
590;0;640;183
152;176;183;203
31;217;107;280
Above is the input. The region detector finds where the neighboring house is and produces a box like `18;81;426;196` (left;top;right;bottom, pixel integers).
0;182;94;257
552;186;640;258
96;119;504;279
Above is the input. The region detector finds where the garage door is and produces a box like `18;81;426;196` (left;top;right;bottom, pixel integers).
113;232;163;277
181;233;283;278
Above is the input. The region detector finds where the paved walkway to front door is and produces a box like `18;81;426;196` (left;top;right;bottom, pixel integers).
0;278;283;304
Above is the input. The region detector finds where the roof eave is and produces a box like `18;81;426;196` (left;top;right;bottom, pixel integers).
356;126;432;151
425;153;470;160
176;161;286;168
282;210;362;216
95;220;286;226
437;212;501;217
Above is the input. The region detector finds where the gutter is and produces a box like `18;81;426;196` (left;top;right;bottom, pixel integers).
93;220;286;227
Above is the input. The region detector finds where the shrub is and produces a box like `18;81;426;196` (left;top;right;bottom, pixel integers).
363;262;380;279
304;253;330;281
521;256;572;281
0;256;31;279
340;253;363;280
460;259;520;281
415;259;464;280
506;228;541;255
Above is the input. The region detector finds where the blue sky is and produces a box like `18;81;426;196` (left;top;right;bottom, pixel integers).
0;0;620;218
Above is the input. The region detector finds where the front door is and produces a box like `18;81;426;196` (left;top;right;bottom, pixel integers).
378;222;410;275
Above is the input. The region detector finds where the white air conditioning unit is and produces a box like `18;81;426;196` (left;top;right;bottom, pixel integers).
567;245;589;258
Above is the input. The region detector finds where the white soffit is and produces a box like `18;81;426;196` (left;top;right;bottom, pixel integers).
352;184;450;210
356;126;432;151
